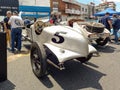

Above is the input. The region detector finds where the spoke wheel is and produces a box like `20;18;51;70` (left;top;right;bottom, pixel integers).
30;42;47;78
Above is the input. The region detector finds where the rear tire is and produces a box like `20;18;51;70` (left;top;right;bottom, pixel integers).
30;42;47;78
96;37;109;46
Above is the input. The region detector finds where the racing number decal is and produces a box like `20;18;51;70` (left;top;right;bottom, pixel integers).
52;32;65;44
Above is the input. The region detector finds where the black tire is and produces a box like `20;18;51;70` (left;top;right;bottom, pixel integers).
96;37;109;46
77;53;93;63
30;42;47;78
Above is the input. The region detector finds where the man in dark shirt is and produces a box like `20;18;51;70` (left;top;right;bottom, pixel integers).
100;12;112;42
100;12;112;31
112;14;120;44
3;11;12;47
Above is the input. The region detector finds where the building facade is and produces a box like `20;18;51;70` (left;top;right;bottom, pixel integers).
80;3;89;19
0;0;96;21
50;0;81;20
95;2;116;13
87;2;96;19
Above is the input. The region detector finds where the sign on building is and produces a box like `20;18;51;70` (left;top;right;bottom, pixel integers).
0;0;19;16
19;0;50;7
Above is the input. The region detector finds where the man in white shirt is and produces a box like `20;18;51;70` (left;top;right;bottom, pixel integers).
8;11;24;53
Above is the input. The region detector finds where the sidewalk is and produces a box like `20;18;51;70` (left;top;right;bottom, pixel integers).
7;40;31;62
0;41;32;90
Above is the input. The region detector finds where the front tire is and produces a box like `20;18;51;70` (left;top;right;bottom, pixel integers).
96;37;109;46
30;42;47;78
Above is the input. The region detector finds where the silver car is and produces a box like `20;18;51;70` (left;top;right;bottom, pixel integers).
66;19;110;46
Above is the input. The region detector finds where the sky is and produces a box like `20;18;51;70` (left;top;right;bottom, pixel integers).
77;0;120;11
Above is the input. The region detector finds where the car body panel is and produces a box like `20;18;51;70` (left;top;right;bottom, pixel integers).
44;43;97;63
73;22;110;40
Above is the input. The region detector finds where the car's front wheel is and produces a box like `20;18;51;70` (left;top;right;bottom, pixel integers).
30;42;47;78
96;37;109;46
77;53;93;63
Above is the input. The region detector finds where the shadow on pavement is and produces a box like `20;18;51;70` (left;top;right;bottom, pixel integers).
39;76;54;88
23;44;31;50
0;80;15;90
93;44;116;53
11;43;31;55
40;61;106;90
14;50;30;55
84;62;99;68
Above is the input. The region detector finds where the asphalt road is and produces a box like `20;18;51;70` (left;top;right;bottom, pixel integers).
0;41;120;90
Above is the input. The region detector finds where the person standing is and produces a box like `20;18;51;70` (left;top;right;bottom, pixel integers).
100;12;113;31
24;17;31;26
49;15;54;24
112;14;120;44
8;11;24;53
3;11;12;47
100;12;113;42
56;14;62;24
33;17;37;23
52;14;57;25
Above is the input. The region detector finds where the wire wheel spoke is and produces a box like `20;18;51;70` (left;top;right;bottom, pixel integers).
32;51;41;71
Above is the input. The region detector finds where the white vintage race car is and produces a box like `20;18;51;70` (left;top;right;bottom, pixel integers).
25;19;98;78
67;19;110;46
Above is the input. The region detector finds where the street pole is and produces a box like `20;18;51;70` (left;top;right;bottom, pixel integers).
35;0;36;5
92;0;95;16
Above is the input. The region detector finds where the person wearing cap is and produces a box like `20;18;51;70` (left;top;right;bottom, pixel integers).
8;11;24;53
3;11;12;48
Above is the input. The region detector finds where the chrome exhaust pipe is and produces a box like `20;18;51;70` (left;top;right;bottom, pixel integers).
47;59;60;70
47;59;65;70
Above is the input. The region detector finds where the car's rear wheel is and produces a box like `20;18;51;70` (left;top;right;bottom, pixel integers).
77;53;93;63
96;37;109;46
30;42;47;78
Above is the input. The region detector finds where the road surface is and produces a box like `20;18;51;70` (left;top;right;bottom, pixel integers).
0;41;120;90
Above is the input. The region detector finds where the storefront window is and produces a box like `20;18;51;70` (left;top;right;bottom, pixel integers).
82;8;84;11
53;2;58;8
65;4;68;9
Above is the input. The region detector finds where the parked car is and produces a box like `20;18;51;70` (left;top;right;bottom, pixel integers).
25;19;98;78
68;19;110;46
